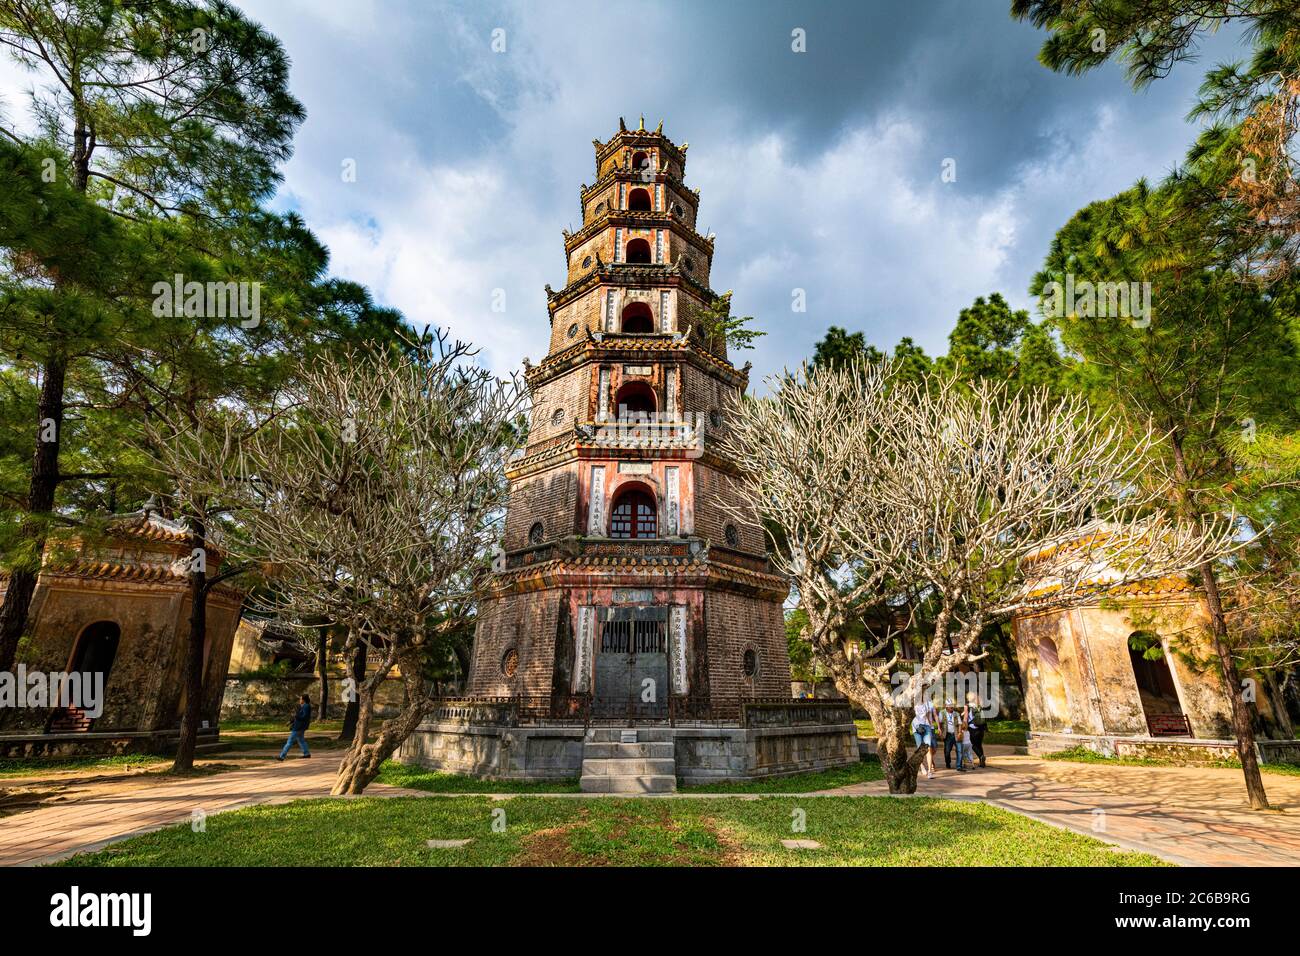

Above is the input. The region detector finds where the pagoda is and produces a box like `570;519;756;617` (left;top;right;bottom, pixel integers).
401;121;856;784
464;116;791;716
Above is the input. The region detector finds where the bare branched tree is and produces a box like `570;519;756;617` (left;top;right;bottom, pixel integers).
162;329;525;794
721;362;1236;793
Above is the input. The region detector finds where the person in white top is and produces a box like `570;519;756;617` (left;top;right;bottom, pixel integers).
910;696;938;779
941;700;968;771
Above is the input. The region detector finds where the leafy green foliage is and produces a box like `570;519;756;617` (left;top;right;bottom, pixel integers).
697;291;765;352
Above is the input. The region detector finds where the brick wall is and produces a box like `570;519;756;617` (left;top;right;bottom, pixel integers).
528;364;590;443
503;468;578;549
693;464;764;553
466;589;563;698
704;589;791;699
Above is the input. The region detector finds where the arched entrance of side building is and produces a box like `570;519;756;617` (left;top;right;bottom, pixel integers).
50;620;121;732
1128;630;1190;735
70;620;122;679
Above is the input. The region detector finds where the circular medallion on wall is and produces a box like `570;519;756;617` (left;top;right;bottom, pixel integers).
529;520;545;544
551;407;566;426
567;322;579;339
724;523;738;547
582;256;592;269
708;408;722;428
502;647;519;679
742;648;759;679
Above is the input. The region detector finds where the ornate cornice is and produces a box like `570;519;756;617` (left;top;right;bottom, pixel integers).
563;209;714;257
525;334;746;390
581;168;700;208
546;262;717;316
485;540;787;601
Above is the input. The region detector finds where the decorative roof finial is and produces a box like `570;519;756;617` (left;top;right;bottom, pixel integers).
619;116;627;132
655;119;663;134
638;114;645;131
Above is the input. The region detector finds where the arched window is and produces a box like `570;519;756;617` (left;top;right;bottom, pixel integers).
610;487;657;539
1035;636;1071;727
615;381;656;418
631;150;648;171
621;301;654;334
625;237;651;264
627;187;651;211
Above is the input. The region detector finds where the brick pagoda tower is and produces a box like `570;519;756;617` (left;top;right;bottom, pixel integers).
464;118;792;719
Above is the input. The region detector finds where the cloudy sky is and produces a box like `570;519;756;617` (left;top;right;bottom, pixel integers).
19;0;1251;385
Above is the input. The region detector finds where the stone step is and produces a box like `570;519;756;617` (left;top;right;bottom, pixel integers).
580;757;676;777
583;741;674;759
579;774;677;794
585;727;675;743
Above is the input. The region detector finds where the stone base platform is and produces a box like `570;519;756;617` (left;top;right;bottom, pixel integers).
395;720;860;783
1029;730;1300;766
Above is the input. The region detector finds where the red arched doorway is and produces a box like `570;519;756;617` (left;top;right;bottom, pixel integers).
621;301;654;334
610;486;658;538
615;380;656;418
627;187;652;211
625;237;651;264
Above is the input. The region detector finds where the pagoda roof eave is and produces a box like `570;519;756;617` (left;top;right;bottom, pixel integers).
546;263;717;314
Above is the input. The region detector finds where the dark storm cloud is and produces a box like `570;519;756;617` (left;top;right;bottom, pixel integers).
231;0;1251;380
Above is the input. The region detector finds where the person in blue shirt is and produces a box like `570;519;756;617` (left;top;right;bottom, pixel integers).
278;694;312;761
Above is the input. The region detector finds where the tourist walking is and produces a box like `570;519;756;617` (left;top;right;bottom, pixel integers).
278;694;312;761
942;699;967;771
911;694;938;779
965;690;987;768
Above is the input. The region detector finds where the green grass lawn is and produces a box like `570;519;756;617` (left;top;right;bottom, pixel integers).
376;761;581;793
376;758;884;795
56;793;1167;867
220;719;346;735
683;757;884;793
0;753;169;779
1044;745;1300;776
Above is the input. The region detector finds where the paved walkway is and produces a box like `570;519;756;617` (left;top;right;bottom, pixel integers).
0;747;420;866
3;743;1298;866
821;755;1300;866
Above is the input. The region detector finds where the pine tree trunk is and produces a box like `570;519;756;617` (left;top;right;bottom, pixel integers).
173;527;207;772
1201;560;1270;809
0;353;67;673
1168;434;1269;809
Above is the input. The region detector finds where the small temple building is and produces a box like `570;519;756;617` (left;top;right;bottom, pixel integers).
399;119;857;789
0;503;242;757
1013;541;1300;764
